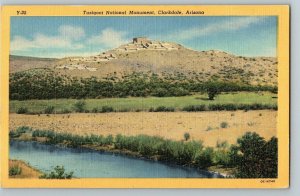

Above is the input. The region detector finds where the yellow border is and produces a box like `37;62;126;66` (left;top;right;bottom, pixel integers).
0;5;290;188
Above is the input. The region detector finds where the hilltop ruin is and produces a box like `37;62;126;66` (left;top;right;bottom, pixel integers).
56;37;182;71
116;37;181;52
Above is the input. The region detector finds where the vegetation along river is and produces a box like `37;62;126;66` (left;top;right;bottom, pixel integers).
10;140;223;178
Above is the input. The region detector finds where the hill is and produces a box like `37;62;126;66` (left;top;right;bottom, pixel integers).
10;55;58;73
9;37;278;86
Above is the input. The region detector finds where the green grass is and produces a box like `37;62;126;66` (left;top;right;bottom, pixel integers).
9;92;277;113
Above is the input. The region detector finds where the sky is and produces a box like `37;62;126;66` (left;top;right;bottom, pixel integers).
10;16;278;58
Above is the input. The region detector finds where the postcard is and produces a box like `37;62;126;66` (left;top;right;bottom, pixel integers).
0;5;289;188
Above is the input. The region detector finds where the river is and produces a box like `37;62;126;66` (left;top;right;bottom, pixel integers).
9;140;222;178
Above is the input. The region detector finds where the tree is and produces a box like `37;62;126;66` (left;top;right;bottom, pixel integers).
205;81;221;100
184;132;190;141
232;132;278;178
262;137;278;178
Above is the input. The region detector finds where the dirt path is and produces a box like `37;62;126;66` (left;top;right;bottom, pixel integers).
10;110;277;147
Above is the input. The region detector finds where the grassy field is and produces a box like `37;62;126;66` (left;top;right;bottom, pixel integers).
10;92;277;113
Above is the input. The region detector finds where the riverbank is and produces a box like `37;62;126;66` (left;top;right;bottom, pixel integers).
10;128;236;178
9;159;43;178
80;143;234;177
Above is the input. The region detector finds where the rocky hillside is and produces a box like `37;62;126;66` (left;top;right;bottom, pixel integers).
10;38;278;86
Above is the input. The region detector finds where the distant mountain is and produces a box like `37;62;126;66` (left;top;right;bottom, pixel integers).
10;55;58;73
10;37;277;86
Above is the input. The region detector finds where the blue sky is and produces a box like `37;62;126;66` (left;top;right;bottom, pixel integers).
10;16;277;58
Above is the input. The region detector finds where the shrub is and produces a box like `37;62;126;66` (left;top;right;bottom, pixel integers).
17;107;28;114
216;140;229;149
247;122;255;126
206;103;277;111
271;105;278;110
220;122;229;128
32;129;55;138
137;135;164;156
60;109;71;114
9;166;22;176
195;147;214;169
169;87;190;96
101;106;114;113
40;165;73;179
208;104;237;111
149;107;154;112
182;105;206;112
151;88;169;97
9;131;20;138
214;141;230;166
73;100;86;113
16;126;31;133
184;132;190;141
114;134;124;149
152;106;175;112
214;150;231;166
119;108;130;112
9;126;31;138
181;141;203;163
103;134;114;145
88;134;104;145
271;87;278;94
91;107;99;113
44;106;55;114
206;126;213;131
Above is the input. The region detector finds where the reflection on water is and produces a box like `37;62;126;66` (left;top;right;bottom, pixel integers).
10;140;222;178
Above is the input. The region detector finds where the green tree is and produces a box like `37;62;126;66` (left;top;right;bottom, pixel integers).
184;132;190;141
232;132;278;178
205;81;221;100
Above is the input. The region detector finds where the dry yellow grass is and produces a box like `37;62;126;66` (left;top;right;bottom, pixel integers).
10;110;277;147
9;160;42;178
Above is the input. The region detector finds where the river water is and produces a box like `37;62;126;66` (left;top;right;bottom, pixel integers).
10;140;222;178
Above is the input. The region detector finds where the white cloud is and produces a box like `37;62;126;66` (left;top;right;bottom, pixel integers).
167;17;264;41
10;36;36;51
58;25;85;41
87;28;128;49
10;25;85;52
10;26;127;55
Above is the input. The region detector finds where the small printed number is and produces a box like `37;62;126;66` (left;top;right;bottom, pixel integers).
260;179;276;183
17;11;27;15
